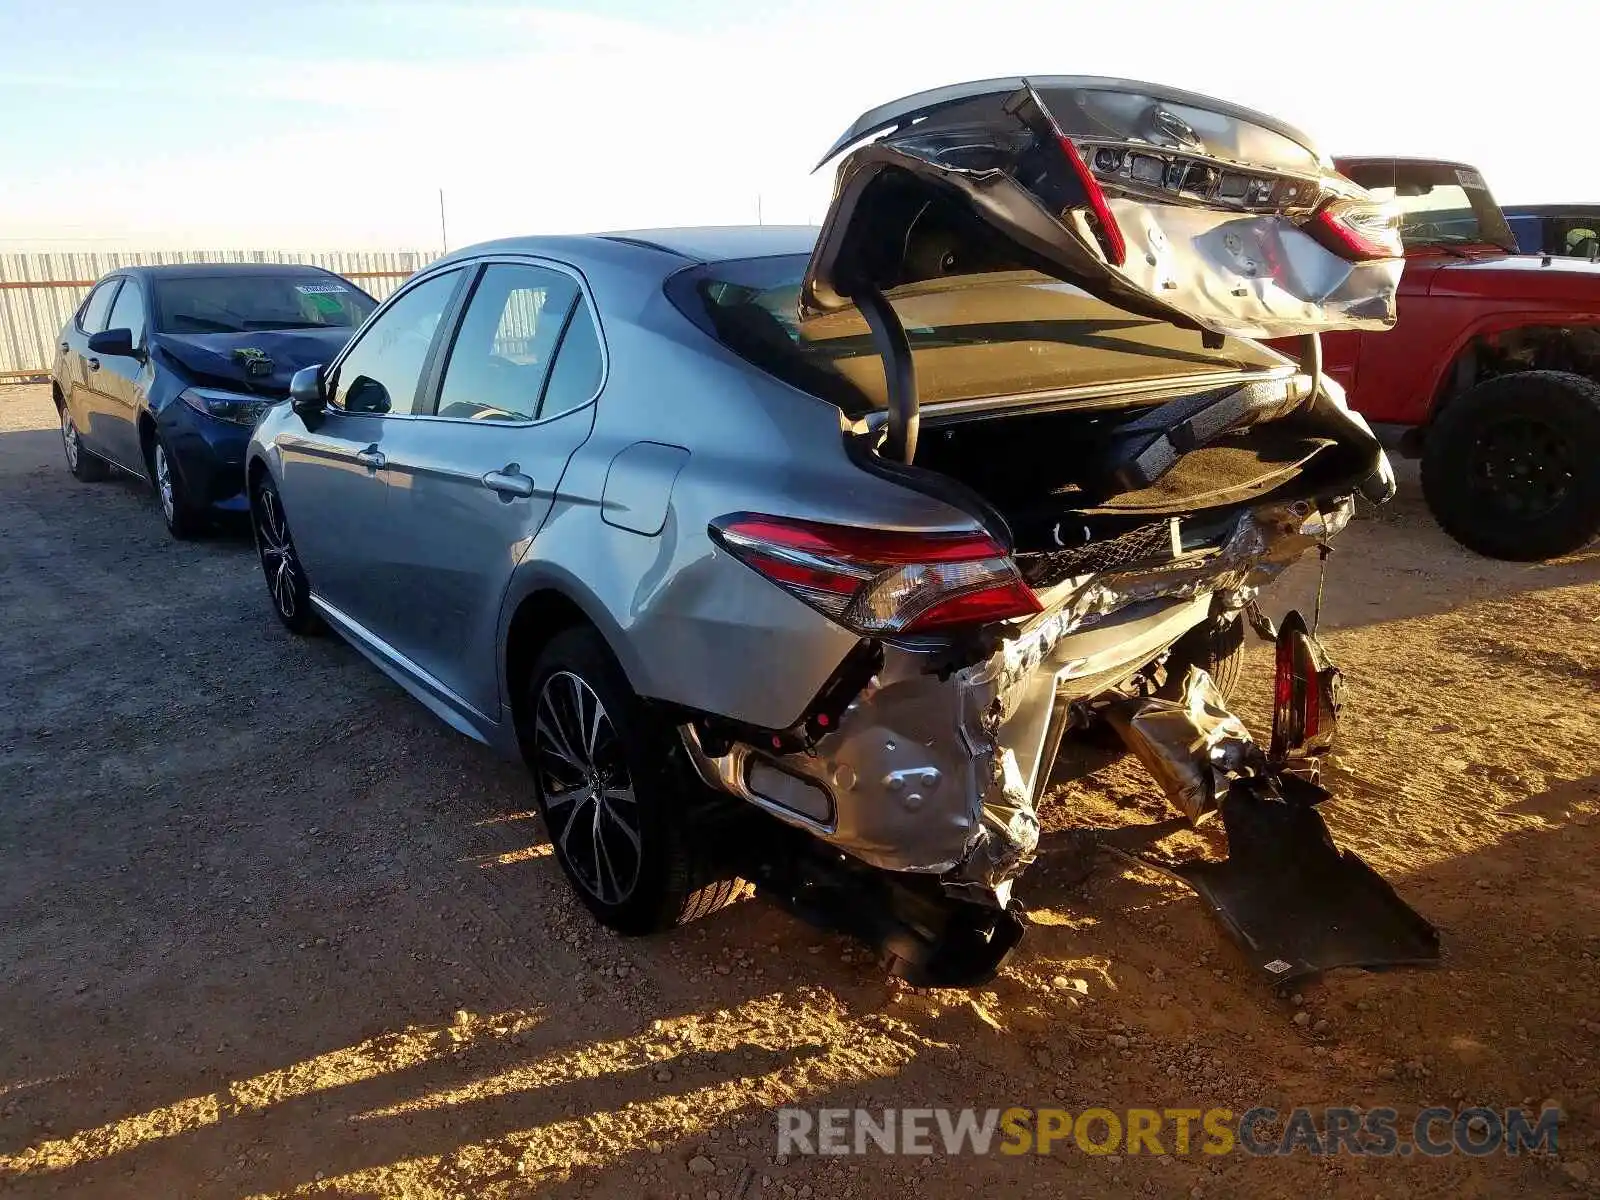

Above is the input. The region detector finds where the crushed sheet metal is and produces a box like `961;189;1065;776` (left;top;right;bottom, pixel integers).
690;496;1355;906
1039;497;1354;635
1110;199;1400;339
803;77;1400;339
1106;666;1260;823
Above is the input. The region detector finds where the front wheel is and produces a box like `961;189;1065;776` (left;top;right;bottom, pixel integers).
151;436;204;539
1421;371;1600;561
524;627;738;935
251;476;323;635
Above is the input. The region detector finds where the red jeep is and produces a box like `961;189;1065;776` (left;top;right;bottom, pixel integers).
1324;158;1600;560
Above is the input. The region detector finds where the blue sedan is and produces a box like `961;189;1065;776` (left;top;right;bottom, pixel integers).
52;263;376;537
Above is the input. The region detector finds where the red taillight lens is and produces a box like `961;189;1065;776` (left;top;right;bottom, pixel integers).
1056;137;1132;267
1307;199;1403;261
1058;137;1127;267
712;514;1042;636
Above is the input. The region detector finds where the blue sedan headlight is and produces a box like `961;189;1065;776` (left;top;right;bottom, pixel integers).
180;387;274;427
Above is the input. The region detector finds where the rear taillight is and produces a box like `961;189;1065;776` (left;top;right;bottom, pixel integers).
711;514;1042;636
1058;137;1128;266
1307;199;1403;261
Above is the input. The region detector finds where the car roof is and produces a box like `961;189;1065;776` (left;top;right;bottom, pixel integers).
115;263;345;279
432;227;820;274
1335;156;1478;172
1502;204;1600;216
600;226;819;261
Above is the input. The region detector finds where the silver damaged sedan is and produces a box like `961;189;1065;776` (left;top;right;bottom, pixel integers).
247;77;1408;985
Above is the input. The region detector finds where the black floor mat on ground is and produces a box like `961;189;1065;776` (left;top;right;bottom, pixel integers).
1094;777;1440;986
1166;778;1440;985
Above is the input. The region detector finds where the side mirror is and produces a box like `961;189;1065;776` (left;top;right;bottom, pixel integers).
289;365;327;419
88;328;135;357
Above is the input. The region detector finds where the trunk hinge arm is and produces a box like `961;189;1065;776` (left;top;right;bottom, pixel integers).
853;287;919;464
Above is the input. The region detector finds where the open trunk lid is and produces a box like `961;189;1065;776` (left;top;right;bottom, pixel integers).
803;77;1401;341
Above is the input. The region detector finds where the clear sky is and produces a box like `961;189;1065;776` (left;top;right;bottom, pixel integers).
0;0;1583;251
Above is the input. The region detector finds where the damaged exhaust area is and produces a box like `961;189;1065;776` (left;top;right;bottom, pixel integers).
684;496;1355;909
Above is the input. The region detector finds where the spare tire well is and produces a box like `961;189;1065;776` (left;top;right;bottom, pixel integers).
1431;325;1600;422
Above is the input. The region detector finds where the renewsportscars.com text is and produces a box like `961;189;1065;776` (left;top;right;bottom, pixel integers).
776;1106;1560;1158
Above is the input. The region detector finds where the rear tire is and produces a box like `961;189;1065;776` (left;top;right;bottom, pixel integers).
1161;613;1246;701
59;406;109;482
524;627;738;935
1421;371;1600;561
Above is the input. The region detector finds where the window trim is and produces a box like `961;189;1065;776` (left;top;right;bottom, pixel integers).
76;277;125;335
413;252;608;428
104;275;148;348
322;265;473;418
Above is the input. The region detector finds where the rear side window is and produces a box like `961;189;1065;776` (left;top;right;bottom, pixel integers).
665;255;1284;417
331;270;461;416
106;279;146;344
434;264;583;422
540;297;603;417
79;280;120;334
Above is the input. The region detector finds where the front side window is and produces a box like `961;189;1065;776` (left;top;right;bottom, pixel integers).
105;278;146;344
153;273;376;334
79;280;120;334
331;270;461;416
435;264;582;422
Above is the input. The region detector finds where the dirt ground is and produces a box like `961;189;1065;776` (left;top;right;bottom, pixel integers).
1;380;1596;1200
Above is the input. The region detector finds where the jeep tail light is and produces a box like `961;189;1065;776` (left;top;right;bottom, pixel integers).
710;514;1042;635
1307;199;1403;261
1059;137;1128;266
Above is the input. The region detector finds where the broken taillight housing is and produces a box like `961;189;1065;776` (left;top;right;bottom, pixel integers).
710;514;1042;636
1306;199;1403;261
1057;136;1127;266
1269;610;1344;771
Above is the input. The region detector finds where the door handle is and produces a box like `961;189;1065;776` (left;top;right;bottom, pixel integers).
88;358;100;371
482;464;535;500
355;446;386;470
59;342;70;353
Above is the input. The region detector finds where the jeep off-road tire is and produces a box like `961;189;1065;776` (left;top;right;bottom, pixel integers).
1161;613;1246;701
524;627;739;935
1421;371;1600;561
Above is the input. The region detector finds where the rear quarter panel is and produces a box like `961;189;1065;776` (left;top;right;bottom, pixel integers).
497;264;983;732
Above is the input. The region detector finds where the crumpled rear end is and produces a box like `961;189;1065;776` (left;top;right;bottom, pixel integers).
804;76;1401;341
685;497;1353;907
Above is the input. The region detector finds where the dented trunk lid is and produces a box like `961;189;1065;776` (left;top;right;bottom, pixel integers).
804;76;1401;341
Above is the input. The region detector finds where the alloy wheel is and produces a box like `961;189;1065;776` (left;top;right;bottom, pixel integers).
154;444;175;523
532;670;643;905
1470;417;1573;519
60;410;80;471
254;486;302;620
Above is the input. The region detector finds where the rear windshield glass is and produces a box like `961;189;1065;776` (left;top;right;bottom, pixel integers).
665;255;1285;417
153;274;376;334
1340;163;1518;253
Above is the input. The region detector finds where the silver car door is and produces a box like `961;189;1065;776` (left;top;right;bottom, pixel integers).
275;268;466;625
377;260;604;725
